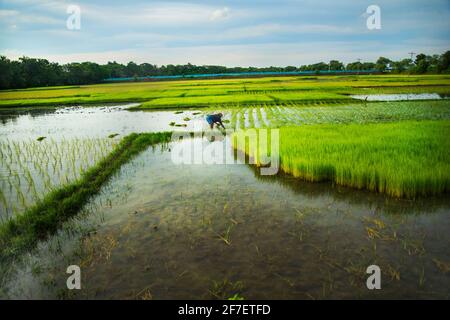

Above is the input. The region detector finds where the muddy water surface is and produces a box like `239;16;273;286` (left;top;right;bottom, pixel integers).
6;138;448;299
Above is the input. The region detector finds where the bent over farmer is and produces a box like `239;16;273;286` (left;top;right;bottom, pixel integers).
206;113;225;130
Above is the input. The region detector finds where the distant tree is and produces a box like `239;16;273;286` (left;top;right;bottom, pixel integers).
19;57;58;87
298;62;329;72
139;63;158;76
391;58;413;73
104;61;127;78
426;54;441;73
346;61;362;70
346;61;375;71
438;51;450;73
0;56;13;89
329;60;344;71
375;57;391;71
361;62;375;70
126;62;140;77
284;66;297;72
413;53;429;74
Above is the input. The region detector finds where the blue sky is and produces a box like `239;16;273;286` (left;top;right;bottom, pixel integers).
0;0;449;66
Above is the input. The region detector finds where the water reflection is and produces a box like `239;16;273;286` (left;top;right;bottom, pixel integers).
4;141;448;299
0;107;58;125
0;104;206;140
246;164;450;215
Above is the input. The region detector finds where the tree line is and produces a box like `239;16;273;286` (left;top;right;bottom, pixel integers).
0;51;449;90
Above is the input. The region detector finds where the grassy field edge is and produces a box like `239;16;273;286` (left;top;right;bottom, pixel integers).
232;120;450;199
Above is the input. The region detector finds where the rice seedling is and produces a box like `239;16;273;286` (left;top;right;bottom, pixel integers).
232;120;450;198
256;107;266;127
229;109;238;130
239;111;245;130
216;224;233;245
386;264;401;281
274;272;295;287
209;279;244;300
419;268;426;288
1;74;448;125
247;108;255;128
139;93;275;109
221;100;450;130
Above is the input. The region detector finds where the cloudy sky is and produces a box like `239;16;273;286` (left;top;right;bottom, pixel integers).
0;0;449;66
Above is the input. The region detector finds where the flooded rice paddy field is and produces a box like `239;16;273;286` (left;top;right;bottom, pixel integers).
2;100;449;218
1;99;449;299
0;104;205;140
0;137;116;218
1;98;450;141
350;93;449;101
3;140;450;299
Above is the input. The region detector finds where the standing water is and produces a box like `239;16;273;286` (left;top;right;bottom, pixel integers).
350;93;447;101
3;137;450;299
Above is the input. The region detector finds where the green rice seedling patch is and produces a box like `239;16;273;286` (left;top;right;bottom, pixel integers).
232;121;450;198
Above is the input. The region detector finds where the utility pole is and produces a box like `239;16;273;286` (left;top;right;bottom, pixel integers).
357;58;361;74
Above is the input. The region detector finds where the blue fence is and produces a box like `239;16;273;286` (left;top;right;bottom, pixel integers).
103;70;380;82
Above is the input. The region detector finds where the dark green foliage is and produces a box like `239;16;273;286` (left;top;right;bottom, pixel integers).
0;132;172;262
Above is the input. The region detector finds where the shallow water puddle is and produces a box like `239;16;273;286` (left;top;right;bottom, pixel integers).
5;139;449;299
0;104;205;140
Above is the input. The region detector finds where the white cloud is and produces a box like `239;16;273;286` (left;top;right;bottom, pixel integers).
210;7;230;21
6;39;448;67
219;23;359;40
79;3;234;27
0;8;61;26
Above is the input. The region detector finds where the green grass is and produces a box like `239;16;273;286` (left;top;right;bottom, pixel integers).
267;91;352;102
219;100;450;129
138;93;275;108
232;121;450;198
0;132;172;262
1;74;449;108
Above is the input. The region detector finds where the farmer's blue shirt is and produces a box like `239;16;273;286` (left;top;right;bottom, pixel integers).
206;114;221;124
